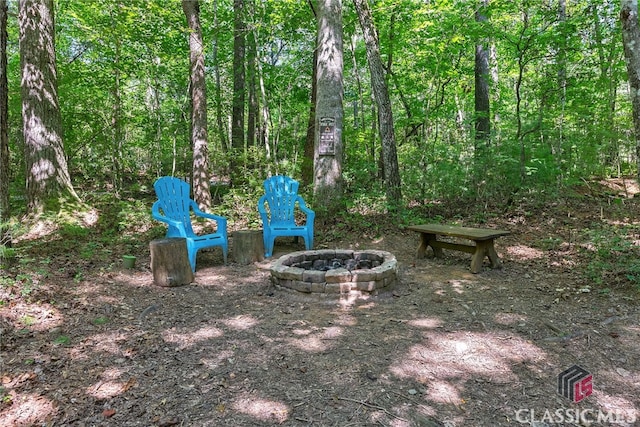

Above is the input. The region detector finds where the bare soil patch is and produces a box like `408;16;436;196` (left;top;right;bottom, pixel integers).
1;189;639;426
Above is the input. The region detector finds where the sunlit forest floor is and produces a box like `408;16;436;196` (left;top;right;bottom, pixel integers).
1;179;639;426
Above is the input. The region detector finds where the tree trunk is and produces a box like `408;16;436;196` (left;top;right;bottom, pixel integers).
257;53;271;169
303;3;317;187
19;0;79;215
183;0;212;210
314;0;344;215
0;0;9;247
212;0;228;154
474;0;491;147
554;0;567;170
474;0;491;197
620;0;640;181
111;33;123;193
247;14;258;150
231;0;246;186
108;2;124;194
302;43;317;187
353;0;402;210
348;33;365;131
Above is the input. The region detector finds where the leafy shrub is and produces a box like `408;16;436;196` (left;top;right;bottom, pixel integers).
581;225;640;291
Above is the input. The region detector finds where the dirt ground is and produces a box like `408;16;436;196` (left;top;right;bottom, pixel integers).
1;182;640;426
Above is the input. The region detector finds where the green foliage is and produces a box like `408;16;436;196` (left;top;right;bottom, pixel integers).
581;225;640;291
20;315;36;327
53;335;71;346
93;316;110;326
0;245;16;260
219;184;263;229
0;387;12;405
59;224;90;239
538;237;562;251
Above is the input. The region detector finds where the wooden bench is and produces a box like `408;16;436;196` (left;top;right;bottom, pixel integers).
407;224;511;273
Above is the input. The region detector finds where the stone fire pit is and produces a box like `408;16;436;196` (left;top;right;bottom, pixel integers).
269;249;398;297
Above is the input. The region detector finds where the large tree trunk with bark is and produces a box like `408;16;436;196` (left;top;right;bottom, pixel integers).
314;0;344;215
183;0;212;210
621;0;640;181
0;0;9;247
353;0;402;210
19;0;79;215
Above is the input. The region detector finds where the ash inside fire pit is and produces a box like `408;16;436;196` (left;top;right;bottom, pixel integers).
269;249;397;297
293;257;379;271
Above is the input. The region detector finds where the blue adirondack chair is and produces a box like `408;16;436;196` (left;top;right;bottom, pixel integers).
152;176;228;272
258;175;315;257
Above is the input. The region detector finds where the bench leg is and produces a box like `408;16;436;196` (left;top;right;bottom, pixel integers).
486;241;502;269
416;233;428;258
416;233;443;259
470;242;486;273
470;239;502;273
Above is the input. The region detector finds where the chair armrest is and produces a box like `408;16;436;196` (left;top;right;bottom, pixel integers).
257;195;270;224
191;202;228;235
295;196;315;223
152;201;188;234
296;196;314;215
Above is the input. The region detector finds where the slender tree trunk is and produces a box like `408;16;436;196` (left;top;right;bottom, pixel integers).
514;8;529;184
474;0;491;198
490;45;500;137
621;0;640;181
474;0;491;147
353;0;401;210
110;3;123;193
212;0;228;154
247;14;257;150
593;5;620;174
183;0;211;210
19;0;79;215
303;1;318;186
257;54;271;169
555;0;567;170
231;0;246;186
0;0;10;247
314;0;344;215
516;60;526;182
348;35;363;129
303;42;317;186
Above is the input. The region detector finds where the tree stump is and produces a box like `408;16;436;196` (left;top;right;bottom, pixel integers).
150;238;194;286
232;230;265;265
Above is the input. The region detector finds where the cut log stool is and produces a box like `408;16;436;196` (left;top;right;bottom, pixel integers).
232;230;265;265
150;238;194;286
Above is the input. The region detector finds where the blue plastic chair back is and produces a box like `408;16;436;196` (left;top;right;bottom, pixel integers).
258;176;315;257
152;176;228;271
153;177;196;237
263;176;300;226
